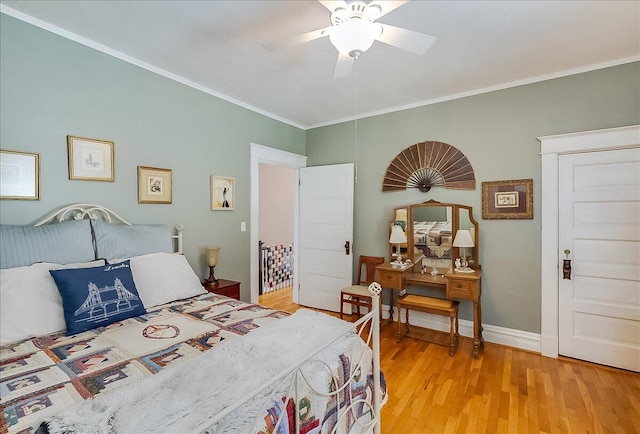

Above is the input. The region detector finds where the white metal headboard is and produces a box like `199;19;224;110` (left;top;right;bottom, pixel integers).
33;203;184;254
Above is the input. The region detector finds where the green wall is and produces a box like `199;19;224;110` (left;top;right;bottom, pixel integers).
306;62;640;333
0;14;305;300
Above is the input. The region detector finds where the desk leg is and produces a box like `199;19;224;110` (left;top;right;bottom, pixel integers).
380;288;396;329
388;288;395;321
478;298;484;347
396;309;400;342
472;300;484;358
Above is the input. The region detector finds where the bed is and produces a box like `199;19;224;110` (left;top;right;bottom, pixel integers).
0;204;384;434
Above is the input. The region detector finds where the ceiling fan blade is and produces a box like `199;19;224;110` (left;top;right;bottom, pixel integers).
263;26;334;52
376;23;436;56
333;52;354;79
318;0;349;12
366;1;409;19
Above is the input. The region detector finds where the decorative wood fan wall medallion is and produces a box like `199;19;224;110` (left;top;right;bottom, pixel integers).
382;141;475;192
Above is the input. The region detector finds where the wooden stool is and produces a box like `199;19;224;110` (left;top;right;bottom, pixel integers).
397;294;460;356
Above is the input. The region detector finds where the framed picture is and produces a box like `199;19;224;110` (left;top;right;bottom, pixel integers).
0;149;40;200
67;136;114;181
211;176;235;210
138;166;172;204
482;179;533;219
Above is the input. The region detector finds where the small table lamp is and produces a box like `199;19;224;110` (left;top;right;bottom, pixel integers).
203;247;220;286
390;225;407;266
453;230;475;273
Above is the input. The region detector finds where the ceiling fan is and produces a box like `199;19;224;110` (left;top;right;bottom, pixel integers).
264;0;436;79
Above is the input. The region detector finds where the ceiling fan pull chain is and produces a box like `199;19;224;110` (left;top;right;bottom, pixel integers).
354;58;359;184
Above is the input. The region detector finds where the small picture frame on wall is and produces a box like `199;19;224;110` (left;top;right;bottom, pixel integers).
67;136;114;181
138;166;172;204
211;176;235;210
0;149;40;200
482;179;533;219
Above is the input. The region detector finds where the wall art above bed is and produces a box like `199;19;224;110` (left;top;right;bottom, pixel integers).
0;149;40;200
210;175;235;210
67;135;115;182
138;166;173;204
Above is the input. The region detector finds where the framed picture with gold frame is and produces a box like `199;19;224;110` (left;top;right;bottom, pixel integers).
482;179;533;219
67;135;114;181
138;166;172;204
0;149;40;200
210;175;235;210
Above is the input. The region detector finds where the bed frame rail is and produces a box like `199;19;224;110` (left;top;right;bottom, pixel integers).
195;283;383;434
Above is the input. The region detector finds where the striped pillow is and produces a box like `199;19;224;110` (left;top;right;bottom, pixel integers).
0;220;95;269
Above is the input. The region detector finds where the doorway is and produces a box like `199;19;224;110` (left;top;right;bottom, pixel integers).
539;125;640;371
250;144;307;304
258;163;295;297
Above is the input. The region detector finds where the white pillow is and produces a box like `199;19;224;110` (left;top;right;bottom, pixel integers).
0;260;106;346
123;252;206;308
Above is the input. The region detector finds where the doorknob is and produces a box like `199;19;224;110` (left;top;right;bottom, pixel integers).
345;241;350;255
563;249;571;280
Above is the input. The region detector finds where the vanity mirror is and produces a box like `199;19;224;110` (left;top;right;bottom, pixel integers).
390;200;479;274
381;199;484;358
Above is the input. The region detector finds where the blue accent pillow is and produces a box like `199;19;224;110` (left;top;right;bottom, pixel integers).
49;260;147;335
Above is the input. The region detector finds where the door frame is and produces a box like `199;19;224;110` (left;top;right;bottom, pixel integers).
250;143;307;304
538;125;640;358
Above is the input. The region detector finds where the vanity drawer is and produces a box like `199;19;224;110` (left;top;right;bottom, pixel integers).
446;279;473;299
377;270;402;290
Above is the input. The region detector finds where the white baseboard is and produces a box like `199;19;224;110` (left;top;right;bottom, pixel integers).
381;303;541;353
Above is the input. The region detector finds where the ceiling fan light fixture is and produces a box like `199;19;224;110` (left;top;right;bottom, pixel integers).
362;4;382;21
329;20;381;58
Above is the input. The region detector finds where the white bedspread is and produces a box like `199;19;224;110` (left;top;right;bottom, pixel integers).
44;309;370;434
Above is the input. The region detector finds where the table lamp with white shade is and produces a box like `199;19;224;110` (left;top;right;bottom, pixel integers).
389;225;407;266
453;229;475;273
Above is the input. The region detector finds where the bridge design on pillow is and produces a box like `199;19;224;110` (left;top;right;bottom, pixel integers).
75;278;141;323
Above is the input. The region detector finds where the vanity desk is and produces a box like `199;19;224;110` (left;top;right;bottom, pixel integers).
378;200;484;358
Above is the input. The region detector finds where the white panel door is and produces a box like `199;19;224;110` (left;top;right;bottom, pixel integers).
558;147;640;372
298;164;354;312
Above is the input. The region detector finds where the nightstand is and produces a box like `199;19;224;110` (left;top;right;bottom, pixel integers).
202;279;241;300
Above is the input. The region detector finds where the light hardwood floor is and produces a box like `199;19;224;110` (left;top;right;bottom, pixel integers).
259;287;640;434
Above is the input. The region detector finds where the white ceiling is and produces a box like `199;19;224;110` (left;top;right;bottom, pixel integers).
1;1;639;129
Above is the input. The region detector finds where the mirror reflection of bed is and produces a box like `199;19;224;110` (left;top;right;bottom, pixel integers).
412;205;453;274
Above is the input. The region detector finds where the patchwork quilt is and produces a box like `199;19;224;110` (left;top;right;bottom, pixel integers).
0;294;383;434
